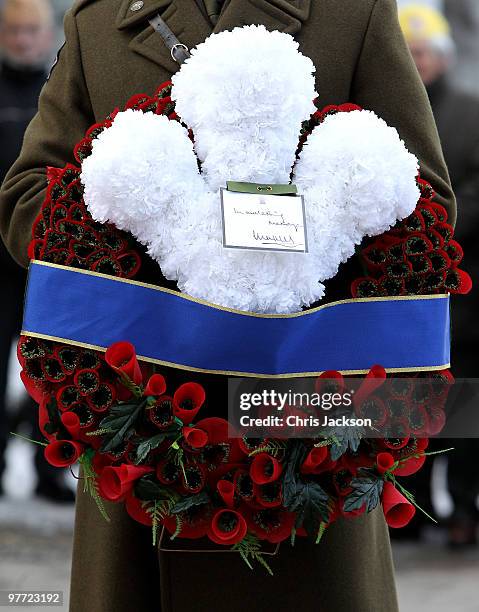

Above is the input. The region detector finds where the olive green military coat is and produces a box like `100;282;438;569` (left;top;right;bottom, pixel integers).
0;1;456;611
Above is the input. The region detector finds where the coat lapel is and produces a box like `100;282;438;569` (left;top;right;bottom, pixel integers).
214;0;311;35
117;0;311;74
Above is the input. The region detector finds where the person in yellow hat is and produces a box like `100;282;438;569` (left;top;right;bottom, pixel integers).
399;3;479;550
399;3;455;85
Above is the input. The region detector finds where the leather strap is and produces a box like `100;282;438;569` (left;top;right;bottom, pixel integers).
148;13;191;64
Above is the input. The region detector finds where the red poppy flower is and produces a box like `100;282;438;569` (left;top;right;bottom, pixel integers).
148;396;175;430
301;446;328;474
20;370;45;405
253;481;282;508
380;437;410;451
234;469;255;503
125;492;153;527
250;453;282;485
393;440;428;477
61;411;81;439
195;418;245;474
38;397;55;441
86;383;116;413
217;479;235;508
181;463;206;494
143;373;167;397
376;452;395;474
105;341;142;385
173;382;206;424
353;365;387;409
244;506;295;543
98;464;153;501
382;481;416;528
315;371;344;394
182;426;208;449
156;458;180;485
44;439;83;467
207;509;247;546
163;505;211;539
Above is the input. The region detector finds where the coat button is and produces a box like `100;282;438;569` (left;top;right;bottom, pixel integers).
130;1;144;11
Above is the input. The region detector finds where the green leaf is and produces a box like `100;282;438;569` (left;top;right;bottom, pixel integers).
343;477;384;513
98;403;139;430
282;440;308;509
287;481;331;535
99;401;144;453
322;423;365;461
134;475;176;502
170;490;210;515
135;433;166;464
232;533;274;575
78;450;110;522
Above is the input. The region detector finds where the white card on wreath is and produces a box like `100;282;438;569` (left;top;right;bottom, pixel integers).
220;188;308;253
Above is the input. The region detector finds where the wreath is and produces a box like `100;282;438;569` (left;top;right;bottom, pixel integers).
18;26;470;572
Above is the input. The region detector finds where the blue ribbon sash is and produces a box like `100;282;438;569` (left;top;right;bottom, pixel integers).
22;261;451;378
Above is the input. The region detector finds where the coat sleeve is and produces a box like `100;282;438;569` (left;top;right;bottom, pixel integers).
0;8;94;268
350;0;457;225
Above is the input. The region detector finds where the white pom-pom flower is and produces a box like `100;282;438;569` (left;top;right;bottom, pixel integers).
81;26;420;314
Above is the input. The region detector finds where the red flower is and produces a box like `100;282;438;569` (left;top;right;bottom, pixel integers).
181;463;207;494
105;341;142;385
125;493;153;527
301;446;328;474
163;505;211;539
61;412;81;439
250;453;282;485
207;509;247;546
382;481;416;528
148;396;175;430
253;481;282;508
98;464;153;501
182;426;208;449
44;439;83;467
393;439;429;477
217;479;235;508
376;452;395;474
143;373;167;397
156;458;180;485
173;382;205;424
245;506;295;543
353;365;387;409
315;370;344;394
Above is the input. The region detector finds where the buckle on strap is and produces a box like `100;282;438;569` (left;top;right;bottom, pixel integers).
148;13;191;65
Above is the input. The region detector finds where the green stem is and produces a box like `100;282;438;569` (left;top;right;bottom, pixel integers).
10;432;48;447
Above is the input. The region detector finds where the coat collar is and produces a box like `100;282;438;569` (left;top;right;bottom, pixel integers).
117;0;311;74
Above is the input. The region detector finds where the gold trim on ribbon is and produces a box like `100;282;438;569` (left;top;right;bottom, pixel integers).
22;261;451;378
29;260;450;319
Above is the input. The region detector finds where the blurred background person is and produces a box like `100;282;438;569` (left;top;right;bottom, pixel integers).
0;0;73;502
444;0;479;96
399;3;479;547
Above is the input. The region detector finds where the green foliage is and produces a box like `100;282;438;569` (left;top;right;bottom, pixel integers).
170;490;210;515
321;421;364;461
232;533;274;575
282;441;331;535
134;474;176;502
144;499;175;546
97;401;145;453
135;433;167;464
343;476;383;513
78;449;110;522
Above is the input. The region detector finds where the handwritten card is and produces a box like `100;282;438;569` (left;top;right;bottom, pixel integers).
220;189;308;253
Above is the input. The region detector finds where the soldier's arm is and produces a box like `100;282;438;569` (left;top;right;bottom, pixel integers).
351;0;456;224
0;8;94;268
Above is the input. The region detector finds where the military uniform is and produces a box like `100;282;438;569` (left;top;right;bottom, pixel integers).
0;1;456;611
